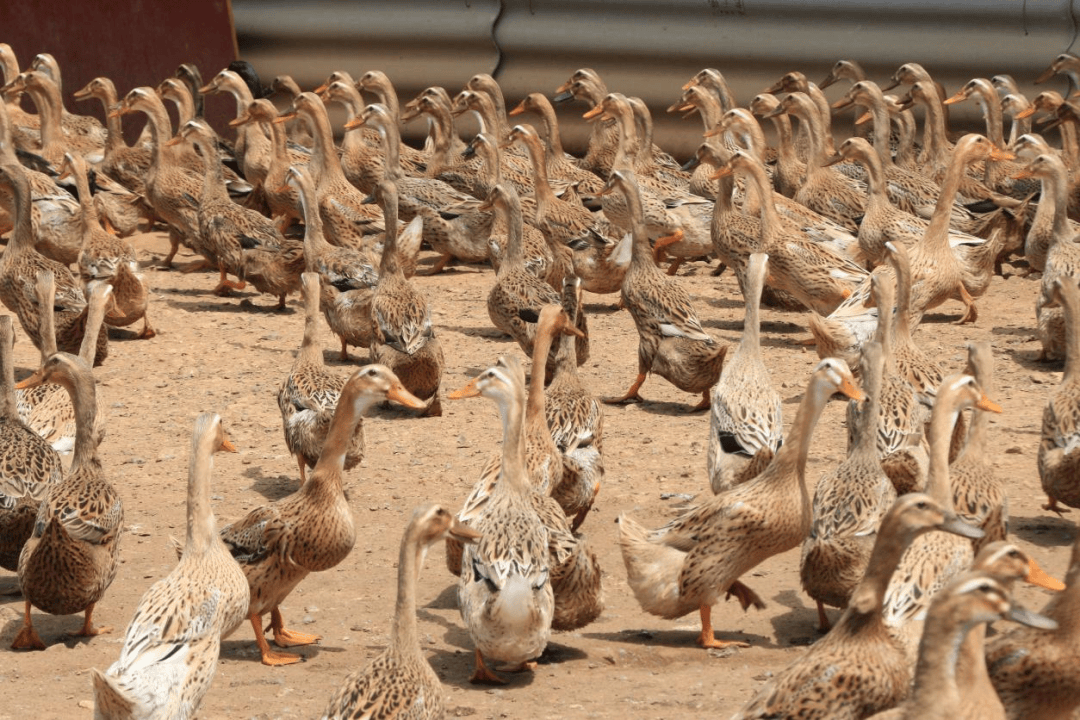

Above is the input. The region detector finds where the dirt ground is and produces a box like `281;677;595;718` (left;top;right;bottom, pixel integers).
0;230;1074;719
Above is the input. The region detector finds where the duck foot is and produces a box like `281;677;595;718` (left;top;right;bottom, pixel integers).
689;390;710;412
67;604;112;638
955;286;978;324
269;607;321;647
603;373;646;405
816;600;833;633
249;613;303;666
697;604;750;650
10;601;45;650
1042;497;1072;516
137;318;156;339
469;649;506;685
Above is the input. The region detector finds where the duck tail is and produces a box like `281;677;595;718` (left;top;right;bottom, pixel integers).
617;513;695;620
91;669;136;720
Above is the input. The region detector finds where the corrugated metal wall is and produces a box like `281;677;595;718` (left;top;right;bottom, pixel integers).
233;0;1079;155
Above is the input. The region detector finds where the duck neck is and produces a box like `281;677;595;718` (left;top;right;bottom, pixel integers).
265;116;291;180
907;615;973;714
195;137;228;201
610;106;639;173
373;115;404;182
298;281;323;365
95;85;125;158
139;95;173;176
858;146;890;206
841;507;923;631
311;381;372;480
695;94;724;134
768;112;798;171
169;88;196;129
1045;161;1073;241
974;89;1006;148
304;105;349;184
422;106;453;175
379;194;402;278
494;381;529;494
522;133;556;205
67;365;99;473
790;95;828;171
922;142;972;255
501;192;527;271
532;98;566;160
919;93;950;168
223;81;253;117
0;323;17;420
336;88;367;154
27;80;63;158
5;171;32;253
389;519;424;658
741;256;765;355
296;175;332;261
622;176;655;268
865;98;894;168
0;102;16;165
741;159;783;244
925;404;962;508
527;318;557;423
185;424;220;555
1064;287;1080;386
773;372;835;480
853;355;882;455
371;81;401;126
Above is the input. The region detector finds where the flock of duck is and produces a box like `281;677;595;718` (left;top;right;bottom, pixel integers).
0;41;1079;718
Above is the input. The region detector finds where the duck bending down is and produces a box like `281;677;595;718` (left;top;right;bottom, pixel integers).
619;357;863;650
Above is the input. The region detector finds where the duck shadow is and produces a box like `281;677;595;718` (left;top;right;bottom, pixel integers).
607;399;708;417
164;296;273;315
583;302;624;315
704;296;744;311
764;589;826;648
1009;513;1077;549
441;324;514;342
242;466;298;501
0;610;105;650
220;637;343;664
583;624;776;651
427;640;586;690
1001;345;1063;374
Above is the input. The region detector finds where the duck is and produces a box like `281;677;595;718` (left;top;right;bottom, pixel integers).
111;87;202;269
354;70;426;175
26;53;107;151
619;357;863;650
800;340;898;633
732;493;982;720
279;92;383;249
229;98;305;229
60;152;154;339
507;92;605;195
4;69;103;162
1013;146;1080;278
0;43;38;142
91;413;248;720
320;504;480;720
0;315;62;573
199;69;270;187
552;68;619;176
71;76;151;195
448;356;555;684
545;278;605;531
222;365;423;665
314;72;385;195
868;572;1056;720
881;373;1002;662
602;170;725;411
284;165;379;359
765;70;838;157
986;522;1080;719
16;273;111;456
368;180;444;416
707;252;782;494
0;164;107;364
277;273;366;485
1037;276;1080;513
11;349;120;650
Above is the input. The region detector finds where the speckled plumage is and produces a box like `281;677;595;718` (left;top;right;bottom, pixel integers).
92;414;247;720
1038;278;1080;511
0;316;62;572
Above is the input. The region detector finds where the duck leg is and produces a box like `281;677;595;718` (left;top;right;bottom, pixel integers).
956;285;978;324
570;481;601;533
652;229;684;265
1042;496;1072;516
469;649;506;685
339;336;350;361
10;600;45;650
158;228;182;268
696;604;750;650
249;612;302;666
136;316;156;340
275;294;287;311
296;454;308;485
666;258;685;276
816;600;833;633
213;265;247;296
68;602;112;638
269;607;321;647
603;372;646;405
690;390;711;412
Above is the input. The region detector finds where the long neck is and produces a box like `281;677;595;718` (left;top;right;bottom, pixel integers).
379;194;402;277
527;320;557;422
858;147;890;203
138;96;173;174
923;143;974;253
78;290;107;366
741;257;765;354
298;281;323;364
70;161;97;236
1064;289;1080;385
7;173;33;251
374;116;403;181
37;277;57;361
495;382;528;493
266;116;290;177
372;81;400;124
920;93;950;167
768;113;797;168
925;399;962;508
622;178;654;268
866;97;894;168
696;94;724;133
742;160;783;239
501;194;527;269
196;138;228;200
533;98;565;159
854;354;883;455
907;615;972;714
171;90;196;128
840;512;923;630
770;373;833;480
297;176;332;260
389;521;423;656
336;89;366;153
522;134;555;203
422;106;453;173
95;85;124;156
0;324;17;420
28;81;63;154
67;366;99;472
311;383;369;479
807;84;835;154
610;107;638;173
304;105;348;183
791;96;828;169
974;90;1006;148
0;102;16;165
1044;161;1073;241
185;428;219;555
224;82;253;116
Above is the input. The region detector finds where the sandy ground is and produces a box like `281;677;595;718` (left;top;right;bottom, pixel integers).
0;230;1074;719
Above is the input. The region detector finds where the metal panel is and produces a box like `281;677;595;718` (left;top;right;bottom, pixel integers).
233;0;1078;155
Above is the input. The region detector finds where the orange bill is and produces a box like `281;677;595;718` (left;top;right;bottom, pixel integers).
942;91;967;106
838;377;865;401
1014;105;1036;119
387;383;426;410
508;100;526;116
975;393;1003;413
272;112;297;125
450;518;482;543
448;377;482;400
582;105;604;120
1026;557;1066;591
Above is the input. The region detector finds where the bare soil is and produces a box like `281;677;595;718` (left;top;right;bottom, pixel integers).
0;231;1073;719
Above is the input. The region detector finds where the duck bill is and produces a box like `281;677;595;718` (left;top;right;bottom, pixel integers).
818;72;838;90
764;80;784;94
164;135;183;147
1015;105;1037;119
229;113;252;128
709;166;734;181
220;436;238;453
449;518;482;544
387;383;426;410
881;78;901;92
582;105;605;121
975;393;1003;413
681;155;700;172
939;515;985;540
1013;168;1035;180
197;83;216;95
838;378;865;401
72;86;92;102
312;82;328;94
508;100;526;116
855;111;873;126
1006;603;1059;630
831;96;855;111
342;116;364;132
989;146;1017;162
822;151;845;167
272;112;297;125
666;101;692;114
15;369;45;390
1025;557;1066;592
942;92;966;106
1035;65;1057;85
448;377;482;400
760;106;785;120
108;105;127;119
